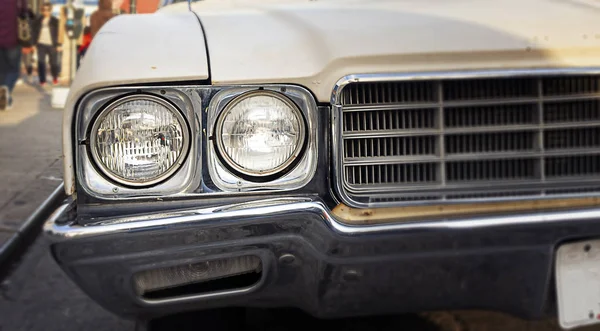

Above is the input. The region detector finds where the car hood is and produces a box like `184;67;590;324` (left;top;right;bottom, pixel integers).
187;0;600;102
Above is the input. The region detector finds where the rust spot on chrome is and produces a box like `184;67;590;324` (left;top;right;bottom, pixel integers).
332;197;600;225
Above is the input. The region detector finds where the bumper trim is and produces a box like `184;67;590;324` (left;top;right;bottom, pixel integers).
134;249;272;306
45;196;600;242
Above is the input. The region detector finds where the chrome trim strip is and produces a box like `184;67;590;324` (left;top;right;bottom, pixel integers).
344;179;600;194
45;200;70;229
340;94;600;111
330;68;600;209
141;276;261;306
330;68;600;104
342;122;600;138
44;197;600;241
343;149;600;165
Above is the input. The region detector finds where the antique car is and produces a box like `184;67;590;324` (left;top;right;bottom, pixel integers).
44;0;600;328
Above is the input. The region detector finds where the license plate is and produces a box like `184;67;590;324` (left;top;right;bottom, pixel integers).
556;239;600;329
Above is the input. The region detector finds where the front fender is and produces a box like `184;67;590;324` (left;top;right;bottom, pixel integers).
62;11;210;195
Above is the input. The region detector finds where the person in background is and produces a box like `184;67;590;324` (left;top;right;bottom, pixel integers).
90;0;116;39
32;2;62;86
21;46;34;81
77;26;91;69
20;6;36;83
0;0;27;110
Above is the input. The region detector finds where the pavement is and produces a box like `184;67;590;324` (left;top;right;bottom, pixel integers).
0;82;64;268
0;82;135;331
1;82;600;331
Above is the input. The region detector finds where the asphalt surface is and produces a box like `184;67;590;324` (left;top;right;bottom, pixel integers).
0;237;134;331
2;83;600;331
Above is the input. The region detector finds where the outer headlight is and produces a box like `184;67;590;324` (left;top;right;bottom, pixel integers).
89;95;190;187
215;90;306;178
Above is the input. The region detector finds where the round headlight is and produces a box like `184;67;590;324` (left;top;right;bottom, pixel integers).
215;91;306;178
90;95;189;187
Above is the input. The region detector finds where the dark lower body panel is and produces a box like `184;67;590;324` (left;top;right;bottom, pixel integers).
44;198;600;320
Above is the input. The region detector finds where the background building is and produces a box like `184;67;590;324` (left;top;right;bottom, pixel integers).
47;0;160;17
119;0;160;13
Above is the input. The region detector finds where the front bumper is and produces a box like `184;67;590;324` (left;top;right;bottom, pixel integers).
45;197;600;320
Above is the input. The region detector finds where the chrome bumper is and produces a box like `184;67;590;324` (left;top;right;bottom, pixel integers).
44;197;600;241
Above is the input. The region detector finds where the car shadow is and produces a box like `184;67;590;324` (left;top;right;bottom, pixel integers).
145;308;443;331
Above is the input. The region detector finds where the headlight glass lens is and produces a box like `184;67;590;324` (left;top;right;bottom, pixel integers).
91;96;188;186
216;91;305;177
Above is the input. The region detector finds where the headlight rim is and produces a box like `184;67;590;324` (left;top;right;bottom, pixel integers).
214;90;308;180
88;93;191;188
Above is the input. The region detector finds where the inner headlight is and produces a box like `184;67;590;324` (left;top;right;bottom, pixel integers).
89;95;190;187
215;90;306;178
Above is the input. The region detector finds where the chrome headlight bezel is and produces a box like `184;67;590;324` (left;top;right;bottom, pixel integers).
214;90;308;179
75;87;202;199
207;86;318;192
88;94;191;187
74;85;317;200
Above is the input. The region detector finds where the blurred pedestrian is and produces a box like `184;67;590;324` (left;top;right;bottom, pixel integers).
77;26;91;69
21;46;34;81
90;0;116;39
20;6;36;83
32;2;62;86
0;0;31;110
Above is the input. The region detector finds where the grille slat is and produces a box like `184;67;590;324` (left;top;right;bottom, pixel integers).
446;159;538;182
445;104;538;127
445;132;536;154
346;163;438;186
546;155;600;178
544;99;600;123
344;136;436;159
343;108;436;133
338;74;600;206
342;81;437;106
443;77;537;101
543;76;600;96
545;127;600;149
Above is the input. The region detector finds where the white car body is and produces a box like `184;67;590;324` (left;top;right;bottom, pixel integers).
49;0;600;326
63;0;600;195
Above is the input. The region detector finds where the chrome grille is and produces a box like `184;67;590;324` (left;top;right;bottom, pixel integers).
335;73;600;207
